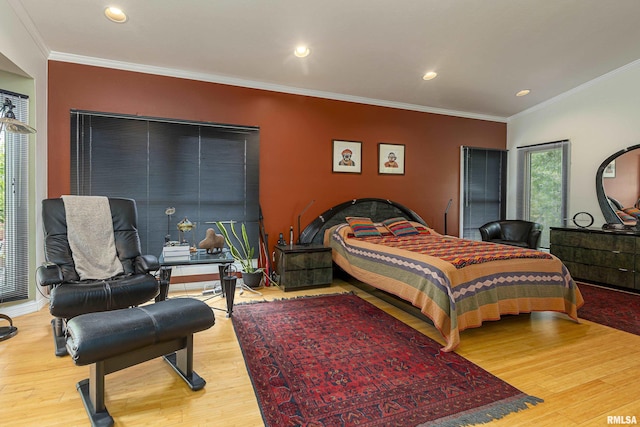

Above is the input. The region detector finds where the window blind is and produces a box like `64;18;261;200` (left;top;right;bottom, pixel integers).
70;111;260;256
0;90;30;303
460;146;507;240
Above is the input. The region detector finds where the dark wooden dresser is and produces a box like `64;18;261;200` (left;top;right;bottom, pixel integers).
550;226;640;290
274;244;333;291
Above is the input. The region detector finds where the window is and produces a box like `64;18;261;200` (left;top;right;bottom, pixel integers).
0;90;30;303
70;112;260;256
460;146;507;240
517;140;569;249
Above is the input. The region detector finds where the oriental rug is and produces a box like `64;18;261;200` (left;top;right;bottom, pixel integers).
577;282;640;336
232;293;542;427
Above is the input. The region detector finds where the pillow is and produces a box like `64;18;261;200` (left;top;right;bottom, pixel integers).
346;217;381;237
415;225;432;235
616;210;636;225
382;217;419;236
623;207;640;219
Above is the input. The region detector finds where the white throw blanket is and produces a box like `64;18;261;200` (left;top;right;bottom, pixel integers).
61;195;124;280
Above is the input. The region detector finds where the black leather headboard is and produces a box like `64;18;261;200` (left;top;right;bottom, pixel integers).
298;198;427;245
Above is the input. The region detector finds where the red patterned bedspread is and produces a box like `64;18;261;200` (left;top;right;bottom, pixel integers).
357;233;552;269
329;223;583;352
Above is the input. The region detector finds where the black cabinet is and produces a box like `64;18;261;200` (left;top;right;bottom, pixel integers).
274;244;333;291
550;227;639;290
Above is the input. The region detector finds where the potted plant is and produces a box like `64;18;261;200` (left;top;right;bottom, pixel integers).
215;221;263;288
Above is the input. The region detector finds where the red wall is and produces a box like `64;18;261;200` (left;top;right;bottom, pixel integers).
48;61;506;251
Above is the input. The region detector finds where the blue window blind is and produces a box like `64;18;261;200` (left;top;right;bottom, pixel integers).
460;146;507;240
70;111;260;256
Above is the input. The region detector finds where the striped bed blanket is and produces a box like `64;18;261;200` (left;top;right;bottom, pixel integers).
355;231;552;269
328;223;583;352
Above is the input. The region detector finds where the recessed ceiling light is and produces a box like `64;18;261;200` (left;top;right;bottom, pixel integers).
516;89;531;97
294;46;310;58
422;71;438;81
105;6;127;23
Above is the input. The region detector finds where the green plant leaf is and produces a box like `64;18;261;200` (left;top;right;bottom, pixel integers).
215;221;256;273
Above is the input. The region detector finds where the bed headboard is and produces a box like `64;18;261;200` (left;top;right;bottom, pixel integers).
298;198;427;245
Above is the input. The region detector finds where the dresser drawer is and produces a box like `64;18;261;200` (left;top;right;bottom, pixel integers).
551;227;640;290
564;261;635;288
280;267;333;290
550;230;635;252
277;250;332;271
552;245;634;269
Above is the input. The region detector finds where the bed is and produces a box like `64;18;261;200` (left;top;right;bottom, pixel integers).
299;198;584;352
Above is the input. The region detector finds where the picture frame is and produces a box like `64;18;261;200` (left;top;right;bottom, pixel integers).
332;139;362;173
378;143;405;175
603;160;616;178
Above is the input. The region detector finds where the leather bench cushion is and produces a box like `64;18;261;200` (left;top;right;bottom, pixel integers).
66;299;215;366
49;274;160;318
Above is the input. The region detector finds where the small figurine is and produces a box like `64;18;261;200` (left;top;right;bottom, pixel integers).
177;217;194;244
199;228;225;254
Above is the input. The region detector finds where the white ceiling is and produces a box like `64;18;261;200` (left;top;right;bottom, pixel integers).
11;0;640;121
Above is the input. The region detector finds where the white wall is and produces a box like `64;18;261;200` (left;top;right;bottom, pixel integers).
507;59;640;227
1;0;49;316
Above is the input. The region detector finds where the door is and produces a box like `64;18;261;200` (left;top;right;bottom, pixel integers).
517;140;570;249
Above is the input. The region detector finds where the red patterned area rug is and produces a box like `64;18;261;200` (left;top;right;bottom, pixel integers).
577;282;640;336
232;293;542;427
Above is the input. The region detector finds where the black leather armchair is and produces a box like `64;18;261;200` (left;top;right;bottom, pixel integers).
36;197;160;356
479;220;543;249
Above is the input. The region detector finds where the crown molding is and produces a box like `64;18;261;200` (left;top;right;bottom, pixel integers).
7;0;50;60
48;51;507;123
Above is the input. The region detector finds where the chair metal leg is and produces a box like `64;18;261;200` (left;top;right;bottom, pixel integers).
156;267;171;302
51;318;68;357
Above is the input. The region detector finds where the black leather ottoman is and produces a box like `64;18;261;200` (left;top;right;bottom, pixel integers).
65;298;215;427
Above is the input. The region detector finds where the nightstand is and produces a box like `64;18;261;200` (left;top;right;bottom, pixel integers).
274;244;333;291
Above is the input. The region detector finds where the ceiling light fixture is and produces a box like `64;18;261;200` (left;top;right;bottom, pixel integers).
422;71;438;81
294;46;310;58
516;89;531;97
104;6;128;23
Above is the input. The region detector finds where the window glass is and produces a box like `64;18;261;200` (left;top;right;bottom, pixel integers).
517;140;569;249
0;90;29;302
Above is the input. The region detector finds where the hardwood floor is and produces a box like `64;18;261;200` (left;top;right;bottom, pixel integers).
1;278;639;426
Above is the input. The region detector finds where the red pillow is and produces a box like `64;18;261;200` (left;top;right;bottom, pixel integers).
346;217;381;237
382;217;419;236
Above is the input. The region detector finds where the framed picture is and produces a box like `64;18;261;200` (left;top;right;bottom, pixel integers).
378;143;405;175
603;160;616;178
332;140;362;173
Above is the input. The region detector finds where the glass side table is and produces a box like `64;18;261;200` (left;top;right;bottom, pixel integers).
157;248;235;313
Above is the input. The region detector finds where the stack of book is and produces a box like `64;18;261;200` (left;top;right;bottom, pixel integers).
162;245;191;262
